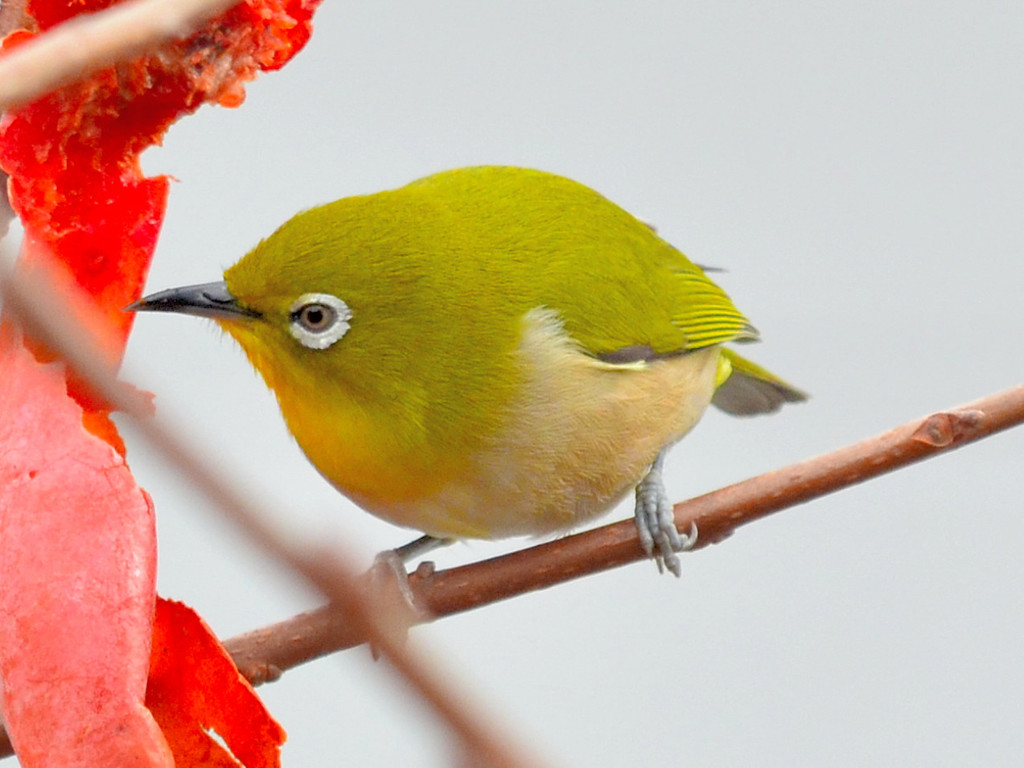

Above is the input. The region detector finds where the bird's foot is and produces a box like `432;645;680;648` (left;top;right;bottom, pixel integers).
365;535;452;658
634;453;697;577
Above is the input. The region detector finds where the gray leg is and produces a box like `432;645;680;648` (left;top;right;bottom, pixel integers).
391;534;453;564
634;448;697;577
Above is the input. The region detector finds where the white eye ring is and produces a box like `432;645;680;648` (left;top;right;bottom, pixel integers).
288;293;352;350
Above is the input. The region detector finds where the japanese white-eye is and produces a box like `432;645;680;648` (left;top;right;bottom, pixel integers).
130;166;806;575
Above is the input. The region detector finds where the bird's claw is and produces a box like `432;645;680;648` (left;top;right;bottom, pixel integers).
370;548;421;612
634;455;697;577
365;548;432;659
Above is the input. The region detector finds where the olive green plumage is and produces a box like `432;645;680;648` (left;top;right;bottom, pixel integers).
225;167;793;453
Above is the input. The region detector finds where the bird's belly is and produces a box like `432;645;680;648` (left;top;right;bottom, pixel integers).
367;311;722;540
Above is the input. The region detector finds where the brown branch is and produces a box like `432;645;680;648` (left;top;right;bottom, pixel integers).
220;385;1024;684
0;0;242;111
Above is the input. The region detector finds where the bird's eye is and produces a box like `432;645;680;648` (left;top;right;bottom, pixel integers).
296;303;334;332
288;293;352;350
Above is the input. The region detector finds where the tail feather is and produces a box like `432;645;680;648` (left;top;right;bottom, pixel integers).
712;349;808;416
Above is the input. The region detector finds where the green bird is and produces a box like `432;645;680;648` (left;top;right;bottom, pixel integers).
130;166;806;575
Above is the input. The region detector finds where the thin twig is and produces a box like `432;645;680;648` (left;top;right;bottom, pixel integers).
217;386;1024;683
0;0;241;111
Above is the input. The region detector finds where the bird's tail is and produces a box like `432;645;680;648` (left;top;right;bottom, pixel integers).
712;349;808;416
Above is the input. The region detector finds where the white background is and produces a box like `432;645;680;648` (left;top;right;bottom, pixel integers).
114;2;1024;765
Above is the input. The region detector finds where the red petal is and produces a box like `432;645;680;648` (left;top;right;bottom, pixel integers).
0;323;172;767
147;599;286;768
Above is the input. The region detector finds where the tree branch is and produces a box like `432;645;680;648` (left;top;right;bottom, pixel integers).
222;385;1024;684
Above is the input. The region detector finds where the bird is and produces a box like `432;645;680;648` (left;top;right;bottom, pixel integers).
129;166;806;576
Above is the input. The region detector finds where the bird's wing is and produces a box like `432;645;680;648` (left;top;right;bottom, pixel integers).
669;266;760;350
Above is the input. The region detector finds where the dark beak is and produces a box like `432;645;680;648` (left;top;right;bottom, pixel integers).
125;281;259;320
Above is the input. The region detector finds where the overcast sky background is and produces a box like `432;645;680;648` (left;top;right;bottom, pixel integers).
100;2;1024;765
